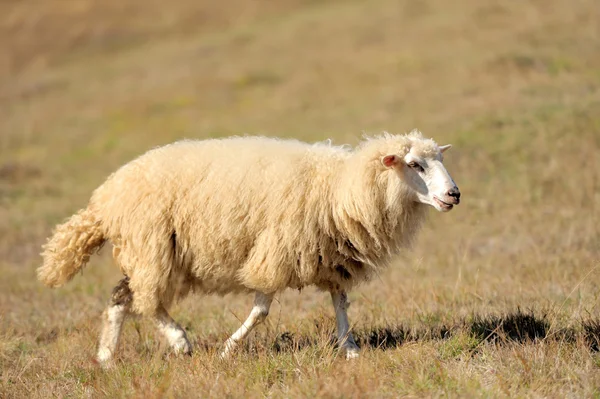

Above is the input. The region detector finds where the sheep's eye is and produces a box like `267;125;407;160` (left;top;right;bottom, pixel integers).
408;162;424;172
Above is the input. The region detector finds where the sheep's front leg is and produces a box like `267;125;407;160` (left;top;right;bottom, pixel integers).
220;292;273;358
331;290;360;359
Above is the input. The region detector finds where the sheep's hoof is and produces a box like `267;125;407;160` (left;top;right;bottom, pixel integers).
173;339;193;356
96;348;117;368
101;360;117;369
219;348;233;360
162;342;192;360
94;357;116;369
219;349;236;360
219;340;238;359
345;348;360;360
168;348;193;358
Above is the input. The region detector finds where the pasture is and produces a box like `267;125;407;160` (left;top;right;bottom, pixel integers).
1;0;599;397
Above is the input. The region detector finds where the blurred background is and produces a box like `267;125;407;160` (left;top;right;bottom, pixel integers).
0;0;599;396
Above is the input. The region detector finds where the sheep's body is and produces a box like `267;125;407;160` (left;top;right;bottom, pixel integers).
95;137;386;314
38;132;454;362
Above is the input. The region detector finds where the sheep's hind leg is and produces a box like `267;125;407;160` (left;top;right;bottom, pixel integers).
331;290;360;359
220;292;274;358
154;306;192;356
97;277;132;365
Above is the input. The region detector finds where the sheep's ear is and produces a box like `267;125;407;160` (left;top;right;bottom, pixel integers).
439;144;452;153
382;154;401;168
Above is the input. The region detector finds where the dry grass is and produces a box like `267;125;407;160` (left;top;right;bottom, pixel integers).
1;0;599;397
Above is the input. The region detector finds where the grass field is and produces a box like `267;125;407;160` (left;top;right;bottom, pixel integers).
1;0;599;397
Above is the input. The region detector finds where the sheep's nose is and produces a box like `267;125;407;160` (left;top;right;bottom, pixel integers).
447;187;461;203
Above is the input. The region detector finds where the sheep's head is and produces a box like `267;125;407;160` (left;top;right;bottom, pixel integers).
381;133;460;212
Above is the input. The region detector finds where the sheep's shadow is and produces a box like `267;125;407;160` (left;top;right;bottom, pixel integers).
270;322;454;353
467;310;600;351
468;309;550;344
201;308;600;355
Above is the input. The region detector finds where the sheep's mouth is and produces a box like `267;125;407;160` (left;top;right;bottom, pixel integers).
433;196;454;211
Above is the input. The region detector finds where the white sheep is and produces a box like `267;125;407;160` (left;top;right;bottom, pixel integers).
37;130;460;363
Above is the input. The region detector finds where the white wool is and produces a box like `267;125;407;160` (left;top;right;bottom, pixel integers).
39;131;444;315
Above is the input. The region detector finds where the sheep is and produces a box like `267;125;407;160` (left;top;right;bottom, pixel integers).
37;130;460;363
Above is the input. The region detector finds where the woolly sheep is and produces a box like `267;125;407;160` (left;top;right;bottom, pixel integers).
37;130;460;363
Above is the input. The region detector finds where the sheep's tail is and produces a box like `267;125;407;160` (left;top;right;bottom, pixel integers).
38;207;106;287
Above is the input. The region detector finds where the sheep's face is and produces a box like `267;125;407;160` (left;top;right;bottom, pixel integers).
382;144;460;212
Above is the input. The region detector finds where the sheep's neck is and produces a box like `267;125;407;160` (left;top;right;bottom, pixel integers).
332;160;426;267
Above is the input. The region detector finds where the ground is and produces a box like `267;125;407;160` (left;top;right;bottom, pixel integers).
1;0;599;397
